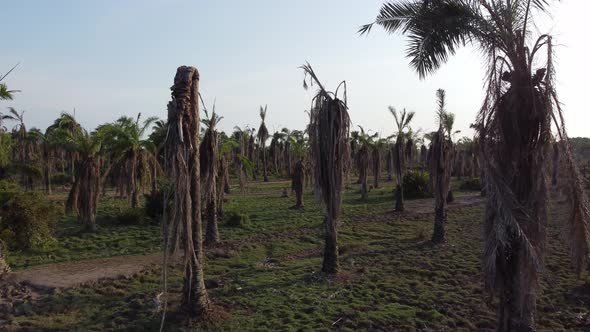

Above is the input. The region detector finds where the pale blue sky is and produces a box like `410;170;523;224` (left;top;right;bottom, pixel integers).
2;1;588;138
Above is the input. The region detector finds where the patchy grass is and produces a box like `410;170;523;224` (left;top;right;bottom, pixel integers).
7;196;161;269
3;177;589;331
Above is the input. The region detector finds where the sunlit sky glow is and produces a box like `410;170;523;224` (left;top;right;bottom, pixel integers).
2;0;588;139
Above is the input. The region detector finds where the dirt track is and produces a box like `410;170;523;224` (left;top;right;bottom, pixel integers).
11;253;170;289
8;194;484;289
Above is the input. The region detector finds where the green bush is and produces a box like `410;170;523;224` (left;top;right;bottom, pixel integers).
227;212;250;228
0;181;62;250
402;170;432;199
459;177;482;191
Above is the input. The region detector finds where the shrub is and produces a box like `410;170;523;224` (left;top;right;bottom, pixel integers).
459;177;482;191
0;181;62;250
227;212;250;228
116;208;147;225
144;179;173;224
402;170;432;199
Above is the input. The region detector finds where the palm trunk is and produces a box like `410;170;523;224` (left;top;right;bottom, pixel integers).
292;159;304;209
322;215;339;274
77;156;100;232
262;147;268;182
168;66;210;319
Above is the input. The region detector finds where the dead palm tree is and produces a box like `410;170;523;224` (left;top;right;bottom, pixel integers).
302;62;350;274
257;105;270;182
362;1;590;329
389;107;415;211
200;100;222;245
164;66;210;320
356;126;375;200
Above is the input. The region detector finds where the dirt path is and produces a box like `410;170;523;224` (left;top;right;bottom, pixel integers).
7;194;484;290
10;253;173;289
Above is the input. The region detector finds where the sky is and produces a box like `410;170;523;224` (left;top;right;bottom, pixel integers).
1;0;588;139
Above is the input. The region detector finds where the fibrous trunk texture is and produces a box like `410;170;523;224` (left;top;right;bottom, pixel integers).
357;145;369;200
292;159;305;209
166;66;210;320
429;130;452;244
77;157;100;232
372;145;381;189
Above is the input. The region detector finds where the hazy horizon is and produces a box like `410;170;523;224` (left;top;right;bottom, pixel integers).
2;0;588;139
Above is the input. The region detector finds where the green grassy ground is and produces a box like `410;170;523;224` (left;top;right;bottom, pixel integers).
4;178;590;331
7;197;162;269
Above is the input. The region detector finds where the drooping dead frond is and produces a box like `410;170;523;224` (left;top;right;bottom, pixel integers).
303;63;350;274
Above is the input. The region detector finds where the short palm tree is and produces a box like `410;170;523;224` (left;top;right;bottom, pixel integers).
362;1;590;329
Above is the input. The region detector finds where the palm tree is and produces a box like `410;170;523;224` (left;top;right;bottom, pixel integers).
355;126;376;200
436;89;459;203
389;107;415;211
100;114;157;208
430;89;453;244
165;66;210;320
0;64;20;101
362;1;590;329
55;126;103;231
257;105;270;182
302;62;350;274
201;103;222;244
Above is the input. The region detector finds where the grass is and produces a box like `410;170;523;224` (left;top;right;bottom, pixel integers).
7;195;161;269
3;176;590;331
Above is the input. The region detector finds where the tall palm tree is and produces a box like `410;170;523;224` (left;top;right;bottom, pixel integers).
430;89;453;243
302;62;350;274
355;126;376;200
165;66;210;320
257;105;270;182
362;1;590;329
436;89;459;202
201;104;223;244
389;107;415;211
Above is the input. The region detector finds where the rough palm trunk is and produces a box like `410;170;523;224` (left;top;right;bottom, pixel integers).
130;150;139;208
394;137;404;211
166;66;210;319
66;163;81;215
372;145;381;188
202;120;220;245
385;148;393;181
551;142;559;187
291;159;305;209
77;156;100;232
357;145;369;200
430;131;452;244
262;148;268;182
